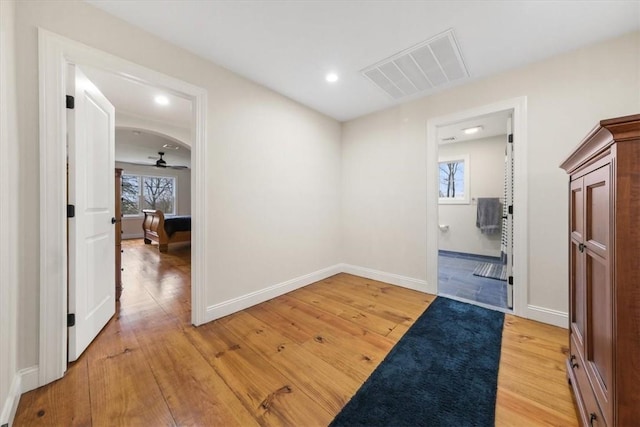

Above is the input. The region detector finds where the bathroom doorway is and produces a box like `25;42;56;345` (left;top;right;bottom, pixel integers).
436;110;514;311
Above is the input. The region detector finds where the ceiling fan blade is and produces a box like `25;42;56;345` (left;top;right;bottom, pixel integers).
169;165;189;169
121;160;157;167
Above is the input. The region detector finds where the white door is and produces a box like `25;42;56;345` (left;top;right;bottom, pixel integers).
505;117;514;309
67;65;116;361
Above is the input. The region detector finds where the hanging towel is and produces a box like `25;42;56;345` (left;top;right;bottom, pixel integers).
476;198;502;234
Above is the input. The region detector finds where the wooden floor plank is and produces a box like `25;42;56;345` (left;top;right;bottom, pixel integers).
220;311;359;415
135;324;259;427
186;320;334;426
84;319;176;427
12;358;92;426
13;240;578;426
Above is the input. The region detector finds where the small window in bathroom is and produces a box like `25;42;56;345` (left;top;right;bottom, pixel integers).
438;155;469;204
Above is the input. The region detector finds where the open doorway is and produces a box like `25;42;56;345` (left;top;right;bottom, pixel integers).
426;97;527;317
65;65;194;361
38;29;208;386
436;111;513;311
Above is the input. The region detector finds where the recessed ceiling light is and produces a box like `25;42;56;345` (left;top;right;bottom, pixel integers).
463;125;483;135
162;143;179;150
154;95;169;106
325;73;339;83
132;130;141;135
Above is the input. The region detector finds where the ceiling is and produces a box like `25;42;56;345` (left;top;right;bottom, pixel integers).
438;111;512;145
86;1;639;122
83;66;192;129
81;66;191;166
114;128;191;168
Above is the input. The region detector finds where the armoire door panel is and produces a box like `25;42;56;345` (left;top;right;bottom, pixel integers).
570;179;584;241
586;252;612;425
570;239;585;346
585;165;610;258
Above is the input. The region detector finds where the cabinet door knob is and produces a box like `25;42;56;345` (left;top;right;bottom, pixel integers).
111;217;116;224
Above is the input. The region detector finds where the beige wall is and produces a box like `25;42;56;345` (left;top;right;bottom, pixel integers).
438;135;506;257
15;0;341;370
115;162;191;239
342;31;640;316
1;0;19;422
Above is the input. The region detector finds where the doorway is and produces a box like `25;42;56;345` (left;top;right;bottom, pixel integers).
38;29;208;386
72;65;194;360
426;97;528;317
436;111;512;311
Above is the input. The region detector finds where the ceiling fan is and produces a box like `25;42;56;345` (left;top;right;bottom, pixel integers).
140;151;189;169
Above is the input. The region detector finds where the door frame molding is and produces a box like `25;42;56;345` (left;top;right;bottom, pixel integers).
38;29;208;386
426;97;528;317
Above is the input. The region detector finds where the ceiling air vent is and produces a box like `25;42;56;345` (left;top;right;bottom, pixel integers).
362;29;468;100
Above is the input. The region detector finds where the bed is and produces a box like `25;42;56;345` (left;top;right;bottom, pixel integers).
142;209;191;252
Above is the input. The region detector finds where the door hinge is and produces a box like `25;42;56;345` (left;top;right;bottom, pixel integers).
67;204;75;218
66;95;75;109
508;276;514;285
508;205;513;215
67;313;76;327
508;134;513;143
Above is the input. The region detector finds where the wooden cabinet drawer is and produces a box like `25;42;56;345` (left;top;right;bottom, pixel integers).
569;337;607;426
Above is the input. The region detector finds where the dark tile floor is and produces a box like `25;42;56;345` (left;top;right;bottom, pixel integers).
438;251;508;310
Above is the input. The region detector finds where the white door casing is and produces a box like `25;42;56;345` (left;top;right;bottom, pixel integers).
67;65;116;361
506;117;514;309
427;96;529;318
39;28;207;386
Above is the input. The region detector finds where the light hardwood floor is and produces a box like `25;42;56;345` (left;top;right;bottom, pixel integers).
14;240;578;426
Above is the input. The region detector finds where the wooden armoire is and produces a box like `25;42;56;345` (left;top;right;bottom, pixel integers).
560;114;640;426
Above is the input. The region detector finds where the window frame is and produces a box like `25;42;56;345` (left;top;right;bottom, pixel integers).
121;173;177;217
438;154;470;205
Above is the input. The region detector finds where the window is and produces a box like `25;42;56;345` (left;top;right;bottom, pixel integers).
122;174;176;216
438;155;469;204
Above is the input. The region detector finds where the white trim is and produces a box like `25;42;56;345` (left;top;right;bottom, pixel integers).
38;28;208;386
18;366;40;394
527;305;569;329
1;374;20;426
340;264;429;293
0;2;18;424
122;233;144;240
0;366;39;426
205;265;343;323
426;97;528;315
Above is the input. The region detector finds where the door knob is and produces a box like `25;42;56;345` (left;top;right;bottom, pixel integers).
111;217;116;224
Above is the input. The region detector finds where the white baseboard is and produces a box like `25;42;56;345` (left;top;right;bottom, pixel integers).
340;263;429;293
204;264;342;323
527;304;568;329
19;366;39;394
122;233;143;240
1;366;38;426
1;373;20;426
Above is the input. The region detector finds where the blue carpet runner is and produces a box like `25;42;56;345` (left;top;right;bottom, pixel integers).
330;297;504;427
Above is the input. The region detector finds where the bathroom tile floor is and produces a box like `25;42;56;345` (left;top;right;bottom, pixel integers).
438;251;509;310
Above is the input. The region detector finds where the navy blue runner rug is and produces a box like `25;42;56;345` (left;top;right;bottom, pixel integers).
330;297;505;427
